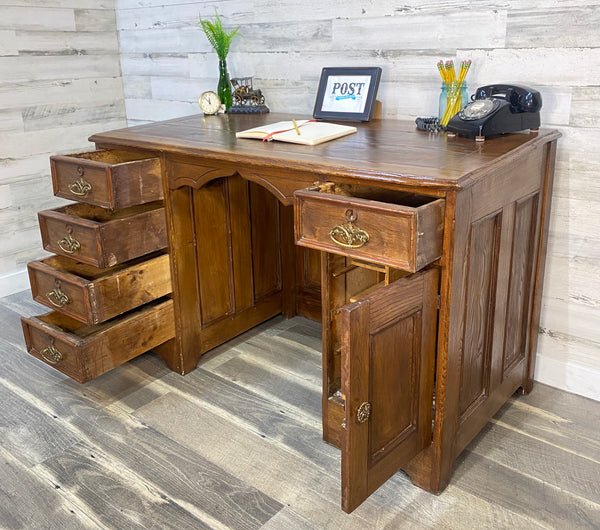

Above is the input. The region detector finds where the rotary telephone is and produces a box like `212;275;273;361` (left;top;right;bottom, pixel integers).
446;84;542;140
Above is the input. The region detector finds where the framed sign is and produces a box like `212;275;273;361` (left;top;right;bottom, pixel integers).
313;67;382;121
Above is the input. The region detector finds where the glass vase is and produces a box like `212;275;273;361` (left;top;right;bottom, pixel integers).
218;59;233;111
439;82;468;126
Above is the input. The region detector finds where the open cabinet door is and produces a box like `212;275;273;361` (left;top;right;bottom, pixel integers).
340;267;439;513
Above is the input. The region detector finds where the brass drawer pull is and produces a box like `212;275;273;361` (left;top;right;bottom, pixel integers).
68;176;92;197
58;234;80;254
330;222;370;249
46;287;69;308
40;343;63;364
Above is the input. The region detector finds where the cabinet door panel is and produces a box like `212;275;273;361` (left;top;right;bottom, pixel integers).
194;178;233;323
340;268;439;513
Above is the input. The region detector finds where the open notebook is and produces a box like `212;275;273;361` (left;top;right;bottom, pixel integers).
235;120;357;146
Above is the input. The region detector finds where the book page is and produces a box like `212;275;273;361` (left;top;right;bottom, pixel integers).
236;120;357;145
235;121;312;139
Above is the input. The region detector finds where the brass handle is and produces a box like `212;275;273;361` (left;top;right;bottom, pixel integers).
356;402;371;424
58;234;80;254
46;287;69;308
40;344;63;364
330;222;370;249
68;176;92;197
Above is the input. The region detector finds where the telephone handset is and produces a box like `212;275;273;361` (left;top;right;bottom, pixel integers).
446;84;542;141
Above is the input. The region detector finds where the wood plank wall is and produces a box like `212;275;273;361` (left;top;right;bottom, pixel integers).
0;0;127;295
114;0;600;400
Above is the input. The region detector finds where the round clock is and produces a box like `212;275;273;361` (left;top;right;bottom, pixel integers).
199;91;221;115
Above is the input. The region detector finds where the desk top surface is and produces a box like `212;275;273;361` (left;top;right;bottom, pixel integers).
90;113;560;190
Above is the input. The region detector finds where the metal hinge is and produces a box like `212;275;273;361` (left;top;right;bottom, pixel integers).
436;294;441;310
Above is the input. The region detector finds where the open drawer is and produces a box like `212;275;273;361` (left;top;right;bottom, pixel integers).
27;252;171;325
21;298;175;383
50;149;162;209
38;202;167;268
320;253;439;512
294;183;445;272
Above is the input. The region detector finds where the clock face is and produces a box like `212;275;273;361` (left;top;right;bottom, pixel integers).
199;91;221;115
459;98;499;120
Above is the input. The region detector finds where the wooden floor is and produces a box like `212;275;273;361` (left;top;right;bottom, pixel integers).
1;290;599;530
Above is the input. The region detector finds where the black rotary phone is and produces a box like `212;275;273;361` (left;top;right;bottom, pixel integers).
446;84;542;140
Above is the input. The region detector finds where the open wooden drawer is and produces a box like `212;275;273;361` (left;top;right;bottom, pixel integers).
50;149;162;209
21;298;175;383
27;252;171;325
321;253;439;512
295;183;445;272
38;202;167;268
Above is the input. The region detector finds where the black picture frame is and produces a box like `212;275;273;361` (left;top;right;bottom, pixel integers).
313;67;382;122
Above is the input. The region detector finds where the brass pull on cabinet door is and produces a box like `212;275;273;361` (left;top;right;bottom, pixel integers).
356;402;371;424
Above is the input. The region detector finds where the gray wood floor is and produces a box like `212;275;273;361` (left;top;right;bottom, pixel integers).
1;290;599;530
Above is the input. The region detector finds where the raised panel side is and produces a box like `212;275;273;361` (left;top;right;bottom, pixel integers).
249;181;282;300
459;213;502;418
369;313;420;461
503;193;539;374
193;178;234;324
228;176;254;312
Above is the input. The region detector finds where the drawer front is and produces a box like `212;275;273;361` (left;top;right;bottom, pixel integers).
38;203;168;268
21;298;175;383
27;253;172;325
51;150;162;209
294;189;445;272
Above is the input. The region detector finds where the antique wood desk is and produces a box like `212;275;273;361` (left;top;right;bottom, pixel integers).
87;114;559;512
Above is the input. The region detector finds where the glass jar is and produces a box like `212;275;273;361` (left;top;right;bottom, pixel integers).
439;82;468;125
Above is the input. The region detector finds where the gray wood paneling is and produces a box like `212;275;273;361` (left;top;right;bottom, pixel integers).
0;2;126;298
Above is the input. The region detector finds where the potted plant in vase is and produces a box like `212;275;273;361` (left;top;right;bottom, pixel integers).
199;10;240;110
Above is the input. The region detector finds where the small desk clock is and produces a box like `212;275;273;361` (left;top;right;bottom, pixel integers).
199;91;221;115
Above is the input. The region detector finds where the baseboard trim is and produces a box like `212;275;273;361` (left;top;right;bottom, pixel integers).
0;269;30;298
535;354;600;402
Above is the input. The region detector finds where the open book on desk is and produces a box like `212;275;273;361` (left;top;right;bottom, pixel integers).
235;120;357;146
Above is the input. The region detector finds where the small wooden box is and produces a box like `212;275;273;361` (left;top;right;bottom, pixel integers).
50;149;162;209
21;298;175;383
38;202;168;268
27;253;172;325
294;184;445;272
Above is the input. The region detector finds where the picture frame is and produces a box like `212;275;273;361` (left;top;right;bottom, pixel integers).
313;67;382;122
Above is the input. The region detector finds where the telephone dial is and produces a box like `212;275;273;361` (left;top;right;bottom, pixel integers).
446;84;542;140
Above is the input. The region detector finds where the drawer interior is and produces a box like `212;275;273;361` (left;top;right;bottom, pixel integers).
68;149;156;165
314;182;438;208
55;201;163;222
39;252;167;281
35;297;170;339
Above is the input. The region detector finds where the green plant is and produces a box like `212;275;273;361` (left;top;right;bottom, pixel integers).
198;10;240;61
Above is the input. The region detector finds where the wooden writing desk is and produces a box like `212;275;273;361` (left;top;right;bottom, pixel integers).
90;113;560;512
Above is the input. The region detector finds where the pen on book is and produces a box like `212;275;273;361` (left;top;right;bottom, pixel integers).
292;119;301;135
